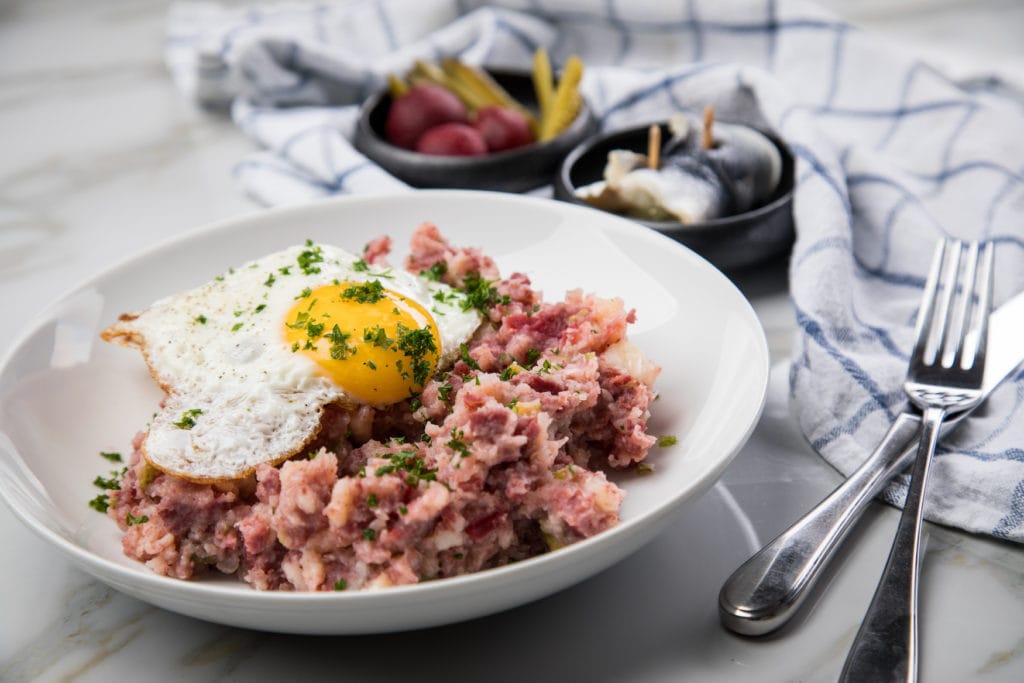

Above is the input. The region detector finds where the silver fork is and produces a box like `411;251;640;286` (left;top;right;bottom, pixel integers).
839;239;995;682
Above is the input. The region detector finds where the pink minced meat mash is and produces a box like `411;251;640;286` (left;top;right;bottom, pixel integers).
108;224;661;591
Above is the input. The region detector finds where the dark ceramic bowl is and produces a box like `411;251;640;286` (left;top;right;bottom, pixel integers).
553;121;796;271
354;68;598;193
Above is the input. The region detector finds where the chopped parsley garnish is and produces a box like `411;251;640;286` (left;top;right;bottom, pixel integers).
409;360;431;387
93;473;120;490
437;383;454;403
263;272;276;287
361;528;376;541
460;271;509;315
296;287;312;299
374;449;437;487
326;324;355;360
367;493;378;508
341;279;385;304
656;435;678;448
352;258;370;272
194;315;207;325
409;396;422;411
334;579;348;591
305;320;325;339
286;310;325;351
297;240;324;274
537;359;560;374
253;303;267;314
231;322;243;332
447;429;471;463
525;347;541;365
432;289;458;304
499;364;520;381
89;451;127;513
173;408;202;430
398;505;408;515
459;343;480;371
395;323;437;385
421;261;447;281
126;512;149;526
278;265;292;275
363;325;394;350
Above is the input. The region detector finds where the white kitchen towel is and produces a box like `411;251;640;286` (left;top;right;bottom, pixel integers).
166;0;1024;543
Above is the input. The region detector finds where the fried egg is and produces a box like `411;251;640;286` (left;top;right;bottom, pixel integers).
102;241;481;482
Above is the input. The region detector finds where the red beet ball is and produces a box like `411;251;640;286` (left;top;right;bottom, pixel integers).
415;123;488;156
385;84;468;150
472;105;535;152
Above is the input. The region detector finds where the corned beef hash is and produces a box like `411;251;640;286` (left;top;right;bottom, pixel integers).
91;223;665;591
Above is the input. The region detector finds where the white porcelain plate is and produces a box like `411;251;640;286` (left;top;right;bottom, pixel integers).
0;191;769;634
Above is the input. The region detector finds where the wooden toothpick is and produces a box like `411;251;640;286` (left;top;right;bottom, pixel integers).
702;105;715;150
647;124;661;169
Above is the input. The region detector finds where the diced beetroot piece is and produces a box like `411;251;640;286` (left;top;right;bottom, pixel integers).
385;84;468;150
415;123;488;156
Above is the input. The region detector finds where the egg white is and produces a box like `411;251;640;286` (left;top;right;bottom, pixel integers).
102;242;481;482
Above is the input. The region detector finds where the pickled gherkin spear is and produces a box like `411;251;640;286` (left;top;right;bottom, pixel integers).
539;54;583;141
532;47;554;123
386;73;408;99
441;58;537;128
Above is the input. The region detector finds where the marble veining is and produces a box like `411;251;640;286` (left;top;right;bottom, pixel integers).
3;579;149;682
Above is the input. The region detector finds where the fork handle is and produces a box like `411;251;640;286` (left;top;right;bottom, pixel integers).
839;406;945;683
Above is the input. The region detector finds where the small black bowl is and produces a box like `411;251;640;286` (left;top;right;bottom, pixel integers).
354;68;599;193
553;121;796;271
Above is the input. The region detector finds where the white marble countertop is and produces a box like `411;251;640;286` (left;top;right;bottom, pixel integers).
2;1;1023;681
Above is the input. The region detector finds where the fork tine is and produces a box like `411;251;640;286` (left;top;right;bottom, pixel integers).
944;241;978;369
929;240;962;366
912;240;951;367
958;242;995;370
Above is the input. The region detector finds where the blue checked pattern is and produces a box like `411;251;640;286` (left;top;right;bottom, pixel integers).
166;0;1024;542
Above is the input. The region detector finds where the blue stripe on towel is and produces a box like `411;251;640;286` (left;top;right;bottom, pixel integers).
796;307;897;423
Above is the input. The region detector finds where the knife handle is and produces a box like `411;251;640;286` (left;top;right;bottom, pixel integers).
718;413;922;636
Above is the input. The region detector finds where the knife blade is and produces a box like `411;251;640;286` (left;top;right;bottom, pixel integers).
718;288;1024;636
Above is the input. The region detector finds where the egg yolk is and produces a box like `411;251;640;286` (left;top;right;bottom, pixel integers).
283;281;442;405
